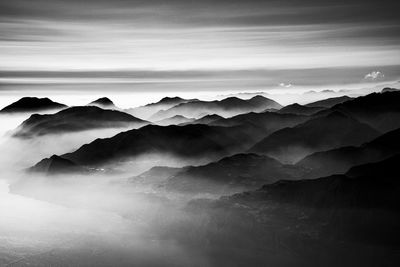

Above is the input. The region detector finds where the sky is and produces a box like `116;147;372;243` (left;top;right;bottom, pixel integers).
0;0;399;94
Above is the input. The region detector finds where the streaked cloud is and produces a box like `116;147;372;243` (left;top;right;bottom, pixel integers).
0;0;398;89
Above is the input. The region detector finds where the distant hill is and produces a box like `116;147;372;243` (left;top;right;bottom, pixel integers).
126;96;197;120
296;127;400;178
149;96;282;121
381;87;399;93
164;153;306;194
155;115;194;126
278;103;325;115
314;91;400;132
303;89;335;95
13;106;147;138
182;114;225;125
88;97;116;108
250;111;380;162
305;95;352;108
210;111;308;137
0;97;67;113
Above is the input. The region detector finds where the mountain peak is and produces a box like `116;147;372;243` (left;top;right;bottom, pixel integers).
381;87;399;93
0;97;67;113
89;97;115;107
160;96;183;102
29;155;86;174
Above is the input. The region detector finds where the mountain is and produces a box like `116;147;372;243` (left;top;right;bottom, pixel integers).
229;154;400;211
126;96;197;120
13;106;148;138
150;96;195;106
155;115;194;126
149;96;282;121
183;114;225;125
0;97;67;113
201;155;400;249
303;89;335;95
128;166;186;186
278;103;325;115
28;155;88;175
305;96;352;108
296;127;400;178
164;153;306;194
316;91;400;132
250;111;380;163
210;111;309;136
88;97;115;108
381;87;399;93
55;124;258;167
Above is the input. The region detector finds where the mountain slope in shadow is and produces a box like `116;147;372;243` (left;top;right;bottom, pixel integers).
0;97;67;113
296;127;400;178
13;106;148;138
55;124;258;167
305;95;352;108
28;155;88;175
210;111;309;137
315;90;400;132
163;153;306;194
238;154;400;209
250;111;380;163
184;155;400;266
204;154;400;247
149;96;282;121
278;103;325;115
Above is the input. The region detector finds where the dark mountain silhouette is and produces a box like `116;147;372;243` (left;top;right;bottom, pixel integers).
183;157;400;267
126;96;197;120
155;115;194;126
201;155;400;249
0;97;67;113
56;124;258;167
13;106;148;138
315;91;400;132
230;154;400;211
250;111;380;163
164;153;306;194
28;155;87;174
88;97;115;108
381;87;399;93
296;127;400;178
210;111;308;137
149;96;282;121
305;95;352;108
278;103;325;115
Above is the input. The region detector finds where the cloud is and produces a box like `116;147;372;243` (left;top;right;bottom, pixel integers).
279;82;292;88
364;71;385;80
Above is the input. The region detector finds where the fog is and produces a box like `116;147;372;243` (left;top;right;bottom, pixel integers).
0;110;236;266
1;88;397;266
